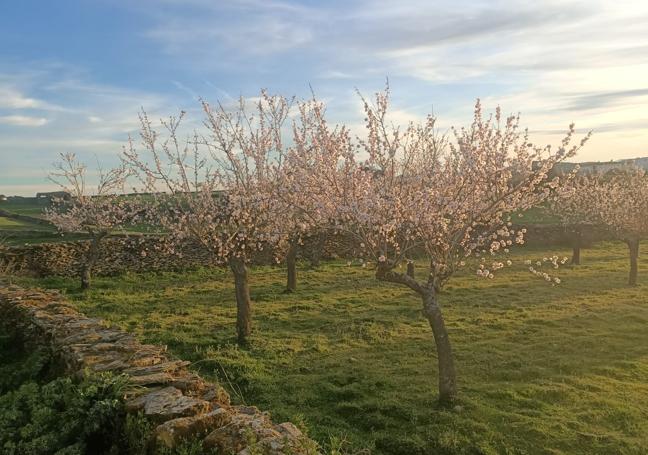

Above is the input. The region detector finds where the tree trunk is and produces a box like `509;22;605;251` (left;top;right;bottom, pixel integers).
571;246;581;266
406;261;415;278
627;239;640;286
571;227;582;265
375;264;457;404
229;257;252;344
421;290;457;404
285;242;298;293
80;233;106;290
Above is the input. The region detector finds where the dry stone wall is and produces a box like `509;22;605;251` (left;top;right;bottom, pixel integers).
0;235;334;278
516;224;611;247
1;237;225;277
0;285;317;454
0;224;612;279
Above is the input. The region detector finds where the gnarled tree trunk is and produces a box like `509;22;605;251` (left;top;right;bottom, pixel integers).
285;241;298;293
627;239;640;286
376;264;457;403
229;257;252;344
421;289;457;404
80;231;107;290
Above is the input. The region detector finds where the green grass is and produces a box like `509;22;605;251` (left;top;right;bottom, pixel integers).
0;199;58;245
0;202;155;246
12;241;648;454
0;217;43;230
0;215;62;246
0;199;49;218
0;215;73;246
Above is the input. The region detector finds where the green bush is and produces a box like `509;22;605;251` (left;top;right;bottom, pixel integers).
0;372;129;455
0;328;139;454
0;333;51;395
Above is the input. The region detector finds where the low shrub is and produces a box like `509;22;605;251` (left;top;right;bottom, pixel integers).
0;371;129;455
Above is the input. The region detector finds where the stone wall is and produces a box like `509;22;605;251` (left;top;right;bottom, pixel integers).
0;235;335;278
0;286;317;454
1;236;223;278
514;223;611;248
0;224;613;279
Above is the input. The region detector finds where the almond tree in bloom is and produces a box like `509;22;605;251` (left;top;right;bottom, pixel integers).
45;153;133;290
289;88;589;402
545;167;597;265
277;96;354;292
123;93;293;344
574;169;648;285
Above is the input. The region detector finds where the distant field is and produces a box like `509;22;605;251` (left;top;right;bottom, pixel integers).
14;241;648;454
0;217;43;230
0;208;59;245
0;197;158;245
0;199;49;219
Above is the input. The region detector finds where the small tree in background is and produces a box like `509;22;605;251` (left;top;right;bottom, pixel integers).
576;169;648;285
45;153;133;290
123;93;293;344
288;87;589;403
545;169;597;265
277;96;353;292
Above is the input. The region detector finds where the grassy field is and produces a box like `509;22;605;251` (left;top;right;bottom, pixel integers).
0;198;154;245
0;198;57;245
0;217;47;230
11;241;648;454
0;198;50;218
0;214;62;246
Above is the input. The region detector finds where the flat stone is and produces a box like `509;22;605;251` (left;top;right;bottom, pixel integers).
126;386;182;412
200;385;231;406
125;386;210;421
204;413;277;453
276;422;303;439
127;372;175;386
90;359;131;372
203;425;247;453
124;360;190;377
169;373;207;393
154;407;231;449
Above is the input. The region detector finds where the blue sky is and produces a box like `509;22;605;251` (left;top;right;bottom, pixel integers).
1;0;648;195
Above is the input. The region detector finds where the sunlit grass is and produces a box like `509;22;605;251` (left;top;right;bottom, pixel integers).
0;217;32;229
13;241;648;454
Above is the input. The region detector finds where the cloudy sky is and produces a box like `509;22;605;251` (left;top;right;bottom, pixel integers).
1;0;648;195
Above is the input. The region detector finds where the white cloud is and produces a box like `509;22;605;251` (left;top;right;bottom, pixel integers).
0;86;42;109
0;79;66;112
0;115;49;127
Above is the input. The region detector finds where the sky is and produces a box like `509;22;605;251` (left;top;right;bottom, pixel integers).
1;0;648;196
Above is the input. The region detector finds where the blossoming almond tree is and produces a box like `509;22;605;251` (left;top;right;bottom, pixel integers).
123;93;294;344
45;153;133;290
277;96;355;292
575;169;648;285
545;168;598;265
288;88;589;403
